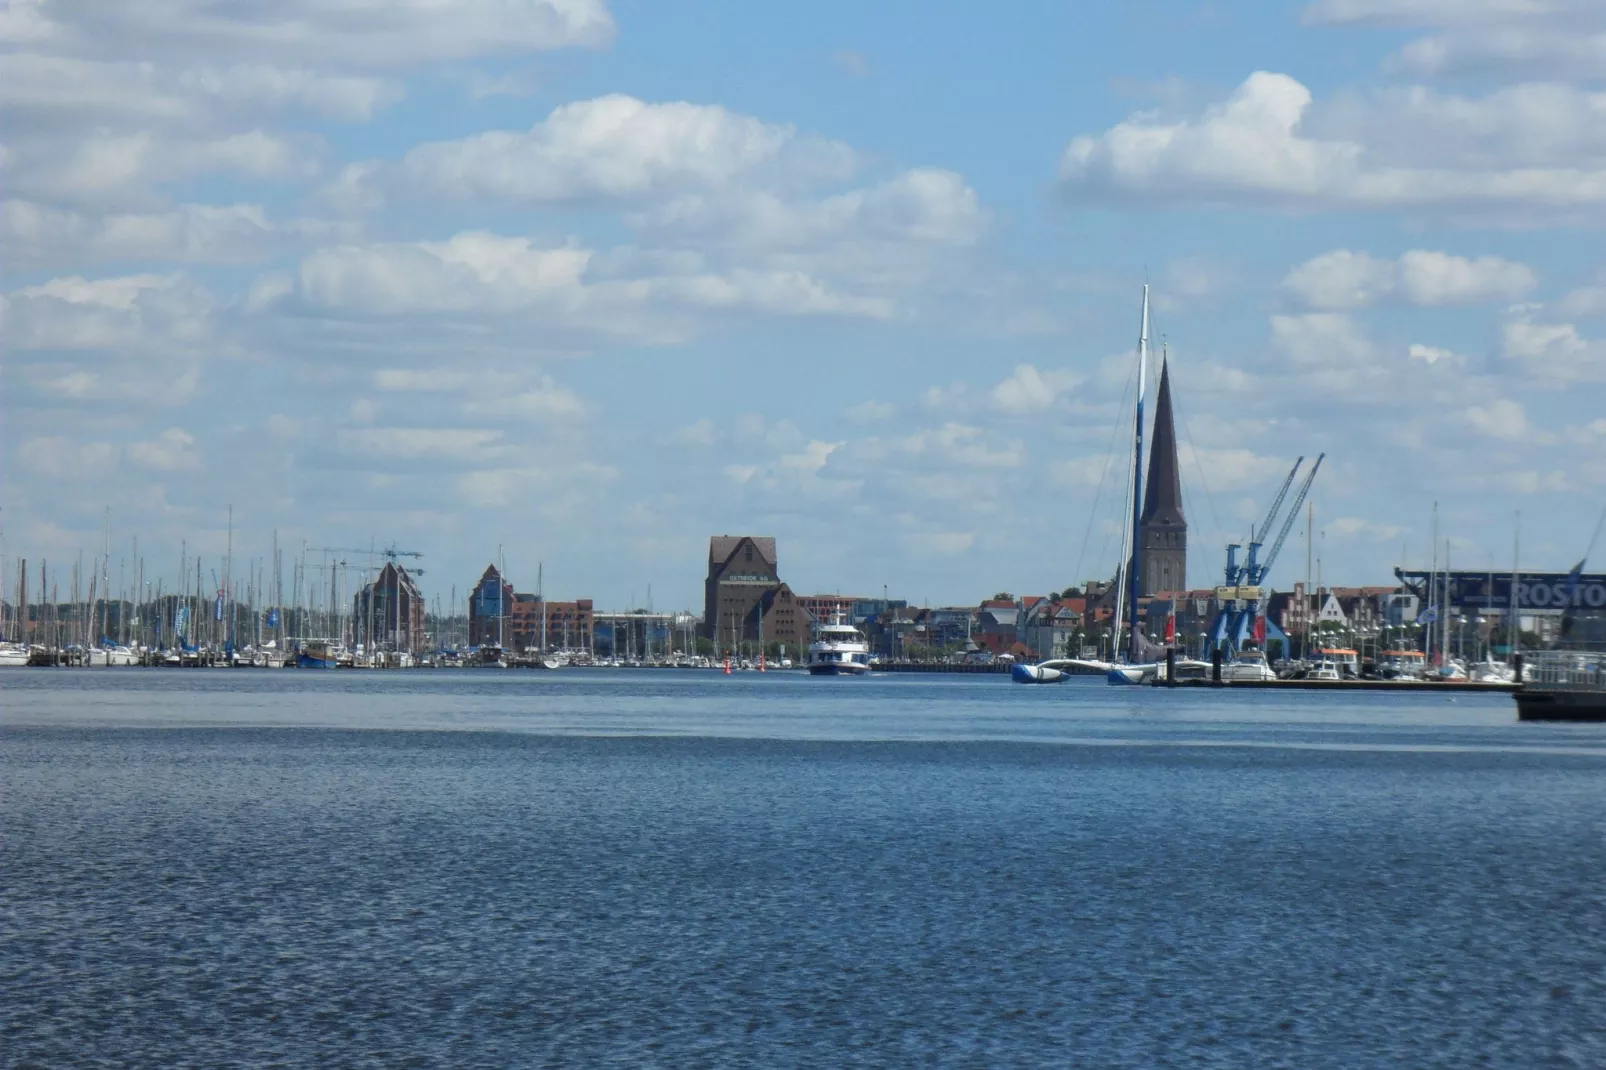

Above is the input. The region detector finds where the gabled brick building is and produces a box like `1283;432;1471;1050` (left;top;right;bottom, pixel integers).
702;535;810;652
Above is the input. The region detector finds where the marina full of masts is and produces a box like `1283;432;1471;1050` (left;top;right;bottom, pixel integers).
0;534;744;670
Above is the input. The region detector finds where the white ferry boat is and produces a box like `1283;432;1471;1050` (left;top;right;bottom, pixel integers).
806;614;872;675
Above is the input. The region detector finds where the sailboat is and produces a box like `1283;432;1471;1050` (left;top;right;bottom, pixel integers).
1013;285;1205;686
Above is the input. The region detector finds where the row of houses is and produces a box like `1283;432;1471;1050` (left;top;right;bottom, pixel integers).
880;583;1428;662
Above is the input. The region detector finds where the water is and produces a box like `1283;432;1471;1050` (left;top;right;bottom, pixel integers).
5;670;1606;1067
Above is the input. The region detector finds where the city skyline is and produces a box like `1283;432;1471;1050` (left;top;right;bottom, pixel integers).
5;1;1605;611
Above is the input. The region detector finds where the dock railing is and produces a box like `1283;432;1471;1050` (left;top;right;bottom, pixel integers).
1524;649;1606;691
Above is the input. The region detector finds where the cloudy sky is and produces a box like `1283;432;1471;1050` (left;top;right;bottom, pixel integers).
4;0;1604;610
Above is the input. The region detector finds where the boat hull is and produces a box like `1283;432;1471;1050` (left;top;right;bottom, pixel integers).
1107;663;1158;685
298;654;338;670
807;663;871;676
1011;663;1066;684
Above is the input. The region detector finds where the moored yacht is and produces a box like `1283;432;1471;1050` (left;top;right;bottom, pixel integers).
297;639;342;670
473;644;509;668
806;614;872;675
1377;650;1427;680
85;644;139;667
1220;648;1278;682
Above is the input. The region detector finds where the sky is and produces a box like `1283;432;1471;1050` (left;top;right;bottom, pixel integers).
3;0;1605;612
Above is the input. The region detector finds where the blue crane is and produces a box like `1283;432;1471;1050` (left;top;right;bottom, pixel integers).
1208;454;1324;658
1223;457;1302;589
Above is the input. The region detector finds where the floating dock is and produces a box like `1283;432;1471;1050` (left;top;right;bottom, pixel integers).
1164;678;1518;693
1513;650;1606;721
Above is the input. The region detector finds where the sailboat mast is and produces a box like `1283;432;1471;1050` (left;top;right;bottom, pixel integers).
1509;512;1520;660
225;505;233;651
1127;285;1151;662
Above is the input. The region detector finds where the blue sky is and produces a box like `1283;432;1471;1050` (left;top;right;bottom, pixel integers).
4;0;1604;611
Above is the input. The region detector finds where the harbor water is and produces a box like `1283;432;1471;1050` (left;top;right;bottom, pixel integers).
5;670;1606;1067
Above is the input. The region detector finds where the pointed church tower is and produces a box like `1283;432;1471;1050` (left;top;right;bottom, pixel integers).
1138;355;1186;595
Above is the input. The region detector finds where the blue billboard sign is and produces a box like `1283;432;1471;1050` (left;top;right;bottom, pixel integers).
1398;570;1606;613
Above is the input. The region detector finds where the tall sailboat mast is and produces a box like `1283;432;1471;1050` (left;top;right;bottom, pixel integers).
1126;285;1151;662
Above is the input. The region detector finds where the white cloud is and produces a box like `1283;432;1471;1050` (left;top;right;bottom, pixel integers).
715;435;854;501
1500;314;1606;383
1162;256;1235;301
463;380;589;420
1465;398;1529;440
1559;271;1606;317
1502;469;1572;493
1060;71;1606;220
1061;73;1355;206
1306;0;1606;82
1283;249;1535;309
0;0;613;265
1563;417;1606;443
990;364;1085;415
898;423;1024;469
667;418;719;446
1;200;340;267
1328;516;1407;541
15;1;615;69
4;272;215;353
0;54;401;126
1282;251;1394;310
129;428;201;470
1407;343;1465;365
390;95;851;205
297;233;591;314
17;437;117;479
648;168;986;249
277;230;896;336
1269;312;1376;366
1048;455;1114;491
337;427;509;464
1177;444;1294;493
10;129;318;206
844;401;896;425
341;98;985;294
373;369;480;393
456;461;619;509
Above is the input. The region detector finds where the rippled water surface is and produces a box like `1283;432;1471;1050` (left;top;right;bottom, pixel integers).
5;669;1606;1067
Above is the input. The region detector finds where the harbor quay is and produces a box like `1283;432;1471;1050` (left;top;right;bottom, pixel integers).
2;532;1601;685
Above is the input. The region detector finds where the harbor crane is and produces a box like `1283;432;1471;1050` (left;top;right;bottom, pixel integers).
1208;453;1324;658
307;544;426;656
306;544;425;578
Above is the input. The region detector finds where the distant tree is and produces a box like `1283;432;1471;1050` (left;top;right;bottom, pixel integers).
991;592;1014;602
694;637;715;656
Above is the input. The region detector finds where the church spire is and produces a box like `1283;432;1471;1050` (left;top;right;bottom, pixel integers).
1138;351;1187;596
1141;353;1184;527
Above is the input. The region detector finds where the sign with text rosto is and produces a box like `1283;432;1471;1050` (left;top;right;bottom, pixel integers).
1403;572;1606;612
